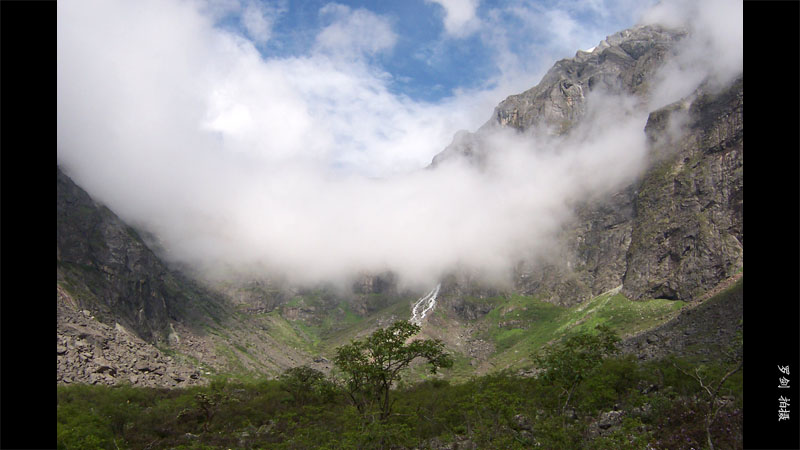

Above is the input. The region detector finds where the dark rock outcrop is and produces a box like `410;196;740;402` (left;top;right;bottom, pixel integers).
57;166;228;344
620;275;742;361
621;78;743;300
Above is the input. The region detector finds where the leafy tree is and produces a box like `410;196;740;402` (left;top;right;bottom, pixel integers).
279;365;336;405
533;324;620;419
588;416;653;450
187;378;235;433
671;322;742;450
333;320;453;422
578;355;642;413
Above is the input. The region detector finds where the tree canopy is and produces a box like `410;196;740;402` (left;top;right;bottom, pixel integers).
533;324;620;416
333;320;453;421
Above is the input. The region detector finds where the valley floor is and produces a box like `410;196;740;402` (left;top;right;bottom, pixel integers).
58;279;744;450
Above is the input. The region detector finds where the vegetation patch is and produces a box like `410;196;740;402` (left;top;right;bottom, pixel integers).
473;291;685;372
263;312;318;354
58;324;742;450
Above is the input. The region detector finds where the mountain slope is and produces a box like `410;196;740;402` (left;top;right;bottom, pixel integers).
57;166;227;344
57;166;333;385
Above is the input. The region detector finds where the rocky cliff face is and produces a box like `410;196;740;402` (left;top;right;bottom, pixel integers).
520;77;743;306
59;166;170;343
621;78;742;300
57;167;404;385
57;166;228;344
57;285;203;387
431;24;742;307
58;166;249;385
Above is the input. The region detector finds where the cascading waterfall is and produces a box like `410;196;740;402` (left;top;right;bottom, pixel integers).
410;283;441;326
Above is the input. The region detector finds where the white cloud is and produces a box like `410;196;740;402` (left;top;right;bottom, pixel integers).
641;0;743;108
198;0;242;21
314;3;397;60
426;0;481;37
57;0;734;289
240;0;283;45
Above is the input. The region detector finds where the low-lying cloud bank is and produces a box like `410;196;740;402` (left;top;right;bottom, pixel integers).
57;0;742;290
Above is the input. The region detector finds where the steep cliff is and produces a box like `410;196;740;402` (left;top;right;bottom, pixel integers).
57;166;230;344
622;78;742;300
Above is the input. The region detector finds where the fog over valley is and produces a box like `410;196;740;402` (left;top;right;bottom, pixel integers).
57;0;742;290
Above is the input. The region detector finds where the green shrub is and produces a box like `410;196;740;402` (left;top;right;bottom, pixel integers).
578;355;643;413
588;416;653;450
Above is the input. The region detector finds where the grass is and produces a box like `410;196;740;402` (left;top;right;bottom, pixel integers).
440;352;476;381
560;292;685;337
262;312;318;354
56;350;743;450
264;292;410;358
212;343;268;383
312;301;365;339
285;296;304;308
314;297;417;355
472;290;686;372
277;286;689;382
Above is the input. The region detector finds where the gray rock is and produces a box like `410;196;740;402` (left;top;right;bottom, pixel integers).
513;414;533;431
598;410;625;429
57;285;206;388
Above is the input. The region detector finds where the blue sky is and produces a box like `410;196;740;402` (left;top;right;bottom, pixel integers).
58;0;661;179
208;0;655;103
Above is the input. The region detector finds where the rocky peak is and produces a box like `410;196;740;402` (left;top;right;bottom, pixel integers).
495;25;685;131
431;25;687;168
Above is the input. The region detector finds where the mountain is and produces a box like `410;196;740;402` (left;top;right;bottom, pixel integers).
57;166;336;385
58;166;218;344
432;24;742;307
57;22;742;386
